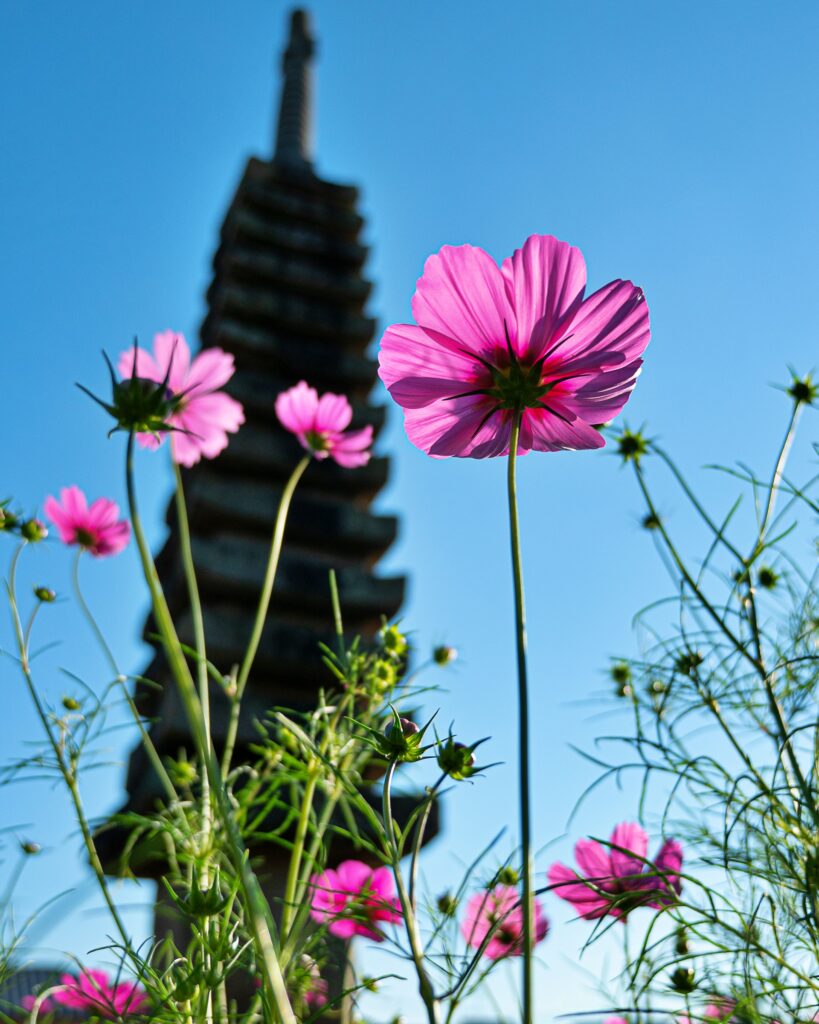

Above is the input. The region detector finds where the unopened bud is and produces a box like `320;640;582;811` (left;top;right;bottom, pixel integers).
497;866;519;886
615;428;649;463
787;373;817;406
433;644;458;666
669;966;696;994
437;738;476;780
61;696;81;711
757;566;779;590
379;716;424;762
21;519;47;543
436;892;457;917
20;840;41;855
380;623;408;660
34;586;56;603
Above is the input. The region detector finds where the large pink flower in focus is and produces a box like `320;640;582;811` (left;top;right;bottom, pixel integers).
52;968;148;1016
461;884;549;960
378;235;649;458
547;822;683;921
44;486;130;557
309;859;401;940
118;330;244;467
276;381;373;467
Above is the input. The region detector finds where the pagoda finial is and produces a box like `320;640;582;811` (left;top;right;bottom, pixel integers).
273;8;316;172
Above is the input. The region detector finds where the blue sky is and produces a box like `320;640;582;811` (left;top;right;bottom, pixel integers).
1;1;818;1020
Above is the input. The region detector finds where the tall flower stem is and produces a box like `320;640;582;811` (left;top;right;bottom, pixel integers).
507;410;534;1024
125;433;296;1024
236;455;310;695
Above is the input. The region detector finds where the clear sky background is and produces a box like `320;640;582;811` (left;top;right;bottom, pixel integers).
1;1;818;1021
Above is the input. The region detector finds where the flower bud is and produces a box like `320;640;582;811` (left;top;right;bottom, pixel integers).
380;716;424;762
787;372;817;406
674;927;689;955
615;428;649;463
642;512;661;530
497;866;519;886
20;840;41;855
0;505;18;531
437;738;476;780
757;565;779;590
34;586;56;603
610;662;632;685
362;976;379;993
436;891;457;917
669;966;696;994
674;649;704;677
647;678;667;696
433;644;458;666
61;696;81;711
372;657;399;694
380;623;408;660
21;519;47;543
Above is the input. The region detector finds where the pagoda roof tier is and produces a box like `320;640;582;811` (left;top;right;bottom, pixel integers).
212;424;392;500
212;242;371;304
203;318;379;391
204;278;376;345
225;368;385;430
154;535;404;619
134;601;391;715
222;200;367;269
173;471;399;557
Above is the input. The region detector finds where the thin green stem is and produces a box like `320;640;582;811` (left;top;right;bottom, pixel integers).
72;551;178;804
280;772;318;939
383;762;441;1024
7;543;134;956
507;411;534;1024
125;433;296;1024
236;456;310;695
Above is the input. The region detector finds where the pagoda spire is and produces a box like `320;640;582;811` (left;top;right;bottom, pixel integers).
273;8;315;172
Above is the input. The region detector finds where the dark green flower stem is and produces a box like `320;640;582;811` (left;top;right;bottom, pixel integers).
125;433;296;1024
507;411;535;1024
236;454;310;696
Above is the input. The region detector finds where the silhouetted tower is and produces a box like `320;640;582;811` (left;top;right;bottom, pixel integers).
100;8;411;899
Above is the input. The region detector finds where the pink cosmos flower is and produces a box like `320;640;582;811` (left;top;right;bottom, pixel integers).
118;330;244;467
44;486;130;557
460;884;549;960
21;993;56;1014
309;859;401;940
378;234;649;458
275;381;373;467
547;822;683;921
52;968;148;1015
679;1000;737;1024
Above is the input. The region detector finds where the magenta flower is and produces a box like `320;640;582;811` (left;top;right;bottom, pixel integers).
44;486;130;557
118;330;244;467
461;884;549;960
52;968;148;1015
275;381;373;467
378;235;649;458
309;859;401;940
547;822;683;921
21;993;56;1014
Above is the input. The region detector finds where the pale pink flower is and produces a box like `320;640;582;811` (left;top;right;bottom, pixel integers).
461;884;549;960
21;993;56;1014
378;234;649;458
679;1000;737;1024
44;486;130;557
118;330;244;467
52;968;148;1015
275;381;373;467
548;822;683;921
309;859;401;940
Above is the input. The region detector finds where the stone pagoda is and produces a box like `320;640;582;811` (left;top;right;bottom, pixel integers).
99;8;412;888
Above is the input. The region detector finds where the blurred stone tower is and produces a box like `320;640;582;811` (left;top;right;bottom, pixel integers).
99;8;410;900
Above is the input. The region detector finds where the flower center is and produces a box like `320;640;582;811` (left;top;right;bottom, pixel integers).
75;528;96;549
304;429;330;453
488;360;554;412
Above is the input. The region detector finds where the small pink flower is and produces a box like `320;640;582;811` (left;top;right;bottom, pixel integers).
304;976;328;1009
275;381;373;468
53;968;148;1015
309;859;401;940
44;486;130;557
118;330;244;467
21;993;56;1014
379;234;649;458
548;822;683;921
679;1000;737;1024
460;884;549;960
